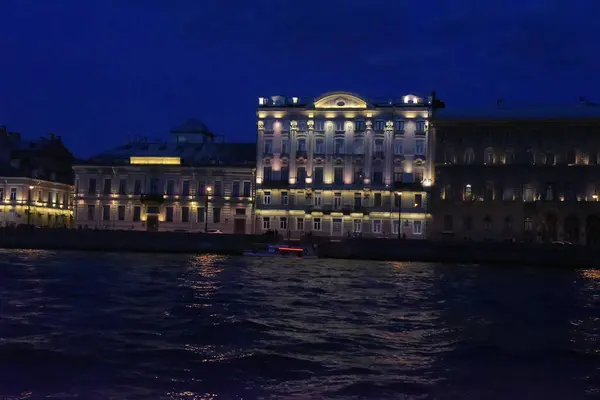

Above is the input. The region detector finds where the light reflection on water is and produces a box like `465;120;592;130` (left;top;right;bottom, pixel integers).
0;250;598;399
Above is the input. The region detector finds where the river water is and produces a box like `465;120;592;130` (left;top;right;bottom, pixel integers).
0;250;598;399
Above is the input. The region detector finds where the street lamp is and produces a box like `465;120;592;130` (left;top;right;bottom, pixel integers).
27;185;34;225
204;186;212;232
396;191;403;239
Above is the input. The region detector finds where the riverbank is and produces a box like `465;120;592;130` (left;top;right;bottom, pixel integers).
0;228;274;255
1;228;598;267
318;238;600;268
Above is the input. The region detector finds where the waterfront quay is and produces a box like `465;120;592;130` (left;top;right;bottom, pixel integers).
1;227;598;268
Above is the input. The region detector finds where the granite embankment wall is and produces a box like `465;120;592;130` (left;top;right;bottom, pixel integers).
318;238;600;268
0;228;275;255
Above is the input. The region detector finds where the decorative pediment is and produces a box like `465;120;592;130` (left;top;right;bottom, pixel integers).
314;92;368;109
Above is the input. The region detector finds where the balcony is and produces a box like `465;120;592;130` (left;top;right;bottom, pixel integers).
261;180;290;189
140;193;165;204
296;150;308;159
373;151;385;159
392;182;427;191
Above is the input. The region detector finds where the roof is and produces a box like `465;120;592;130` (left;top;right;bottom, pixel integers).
433;100;600;121
170;118;213;136
79;141;256;167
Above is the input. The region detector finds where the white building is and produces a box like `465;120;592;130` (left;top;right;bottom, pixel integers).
73;120;256;233
255;91;436;238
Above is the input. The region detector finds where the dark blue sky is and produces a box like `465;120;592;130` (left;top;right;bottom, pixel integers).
1;0;598;157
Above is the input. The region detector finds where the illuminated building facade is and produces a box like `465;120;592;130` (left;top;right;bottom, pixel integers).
255;92;437;238
430;100;600;244
72;120;255;233
0;126;74;227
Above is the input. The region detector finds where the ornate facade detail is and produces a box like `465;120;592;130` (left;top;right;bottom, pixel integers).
257;120;264;130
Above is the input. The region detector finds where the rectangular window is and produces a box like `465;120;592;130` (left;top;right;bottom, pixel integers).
10;188;16;201
414;194;423;208
392;220;399;234
354;192;362;208
134;179;142;195
147;206;159;214
232;181;240;197
372;171;383;185
355;120;365;132
103;178;111;195
281;140;289;154
336;120;345;132
198;182;206;196
263;191;271;205
88;178;97;195
332;218;343;235
296;167;306;183
374;193;382;207
182;180;190;196
353;167;363;184
263;217;270;230
280;217;288;230
0;188;3;201
334;139;344;154
166;207;174;222
118;179;127;195
214;181;222;196
413;220;422;235
47;192;52;204
133;206;141;222
297;138;307;151
296;217;304;231
315;120;324;131
313;217;321;231
395;120;404;131
197;207;205;223
416;121;426;132
243;181;251;197
314;167;324;184
394;142;403;155
334;192;342;209
118;205;125;221
281;191;288;205
353;219;362;233
280;167;289;182
102;205;110;221
415;140;425;155
235;208;246;215
150;178;159;194
167;180;175;196
87;205;95;221
213;207;221;223
354;139;364;154
181;207;189;223
264;139;273;154
314;192;322;206
372;220;382;233
63;193;68;205
315;139;324;154
263;167;272;182
334;167;344;184
374;120;385;131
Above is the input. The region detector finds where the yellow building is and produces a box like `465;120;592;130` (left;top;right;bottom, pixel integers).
72;119;256;233
255;91;436;238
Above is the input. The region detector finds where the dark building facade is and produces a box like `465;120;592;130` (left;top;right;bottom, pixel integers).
430;102;600;245
0;126;74;227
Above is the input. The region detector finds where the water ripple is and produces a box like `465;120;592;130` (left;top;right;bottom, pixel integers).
0;250;598;399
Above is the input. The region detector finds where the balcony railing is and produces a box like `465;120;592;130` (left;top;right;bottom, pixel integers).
140;193;165;204
373;151;385;159
296;150;307;159
392;182;427;191
262;180;290;189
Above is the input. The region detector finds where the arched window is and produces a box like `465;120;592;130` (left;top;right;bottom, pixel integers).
463;148;475;164
484;147;495;165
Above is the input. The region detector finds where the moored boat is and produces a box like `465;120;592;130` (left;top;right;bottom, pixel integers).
243;244;316;258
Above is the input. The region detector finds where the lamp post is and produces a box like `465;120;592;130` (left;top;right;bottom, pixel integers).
204;186;212;232
397;191;403;239
27;185;34;225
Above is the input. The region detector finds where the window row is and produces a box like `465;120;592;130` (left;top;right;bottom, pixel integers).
442;215;534;233
263;119;425;132
445;147;600;166
0;187;70;205
263;165;425;185
264;138;425;156
261;216;423;234
261;191;424;208
83;204;247;223
79;178;252;197
441;183;600;202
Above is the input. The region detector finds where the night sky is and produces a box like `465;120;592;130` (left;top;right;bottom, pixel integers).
1;0;598;157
